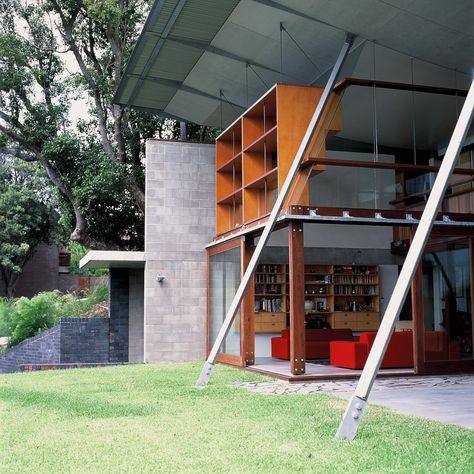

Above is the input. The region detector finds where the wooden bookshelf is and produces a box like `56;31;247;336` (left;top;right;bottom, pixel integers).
215;84;342;235
253;263;380;333
254;263;288;333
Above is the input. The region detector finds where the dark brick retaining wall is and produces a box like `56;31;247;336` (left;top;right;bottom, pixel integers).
0;317;112;374
60;318;110;363
0;325;60;373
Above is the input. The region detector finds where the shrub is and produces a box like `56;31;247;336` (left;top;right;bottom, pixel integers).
9;291;62;347
3;283;109;347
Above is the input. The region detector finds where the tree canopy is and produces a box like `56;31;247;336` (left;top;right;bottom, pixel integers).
0;0;219;251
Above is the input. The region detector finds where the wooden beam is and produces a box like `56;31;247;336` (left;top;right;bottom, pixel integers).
289;221;305;375
302;158;474;176
241;235;255;365
334;77;468;97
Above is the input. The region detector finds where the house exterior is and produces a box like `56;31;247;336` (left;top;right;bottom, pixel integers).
81;0;474;378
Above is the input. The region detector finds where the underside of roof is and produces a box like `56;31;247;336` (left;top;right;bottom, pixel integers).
115;0;474;129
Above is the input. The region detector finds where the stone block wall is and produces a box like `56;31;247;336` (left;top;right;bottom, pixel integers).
144;140;215;362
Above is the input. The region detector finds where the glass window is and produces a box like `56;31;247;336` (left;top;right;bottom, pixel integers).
209;247;241;356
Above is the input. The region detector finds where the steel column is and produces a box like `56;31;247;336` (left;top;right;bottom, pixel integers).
196;33;355;387
336;78;474;440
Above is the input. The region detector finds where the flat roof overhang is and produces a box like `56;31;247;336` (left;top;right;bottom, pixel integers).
115;0;474;128
79;251;145;270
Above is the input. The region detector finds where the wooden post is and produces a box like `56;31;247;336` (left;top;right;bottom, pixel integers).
289;221;305;375
410;227;425;374
411;262;425;374
241;236;255;365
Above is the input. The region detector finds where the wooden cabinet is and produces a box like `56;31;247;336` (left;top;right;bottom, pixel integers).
215;84;342;236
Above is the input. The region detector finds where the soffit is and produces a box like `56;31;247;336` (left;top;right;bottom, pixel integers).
115;0;474;131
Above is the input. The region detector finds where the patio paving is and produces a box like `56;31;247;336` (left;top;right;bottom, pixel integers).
235;375;474;430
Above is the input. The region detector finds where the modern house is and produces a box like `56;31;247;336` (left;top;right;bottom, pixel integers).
81;0;474;379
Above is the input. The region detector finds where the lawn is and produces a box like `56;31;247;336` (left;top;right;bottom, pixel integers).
0;363;473;473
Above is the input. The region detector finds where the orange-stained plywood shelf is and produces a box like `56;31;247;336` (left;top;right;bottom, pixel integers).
215;83;342;236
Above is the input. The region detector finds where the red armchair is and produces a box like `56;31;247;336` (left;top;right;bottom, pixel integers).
271;328;354;360
330;331;414;369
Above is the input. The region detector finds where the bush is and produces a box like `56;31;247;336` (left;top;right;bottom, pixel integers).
1;283;109;347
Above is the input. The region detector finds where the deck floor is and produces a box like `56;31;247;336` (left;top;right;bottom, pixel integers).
247;357;414;380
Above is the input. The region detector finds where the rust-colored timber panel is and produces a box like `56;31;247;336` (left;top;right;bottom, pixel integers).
276;85;324;202
289;221;305;375
241;236;255;365
411;258;425;374
217;353;244;366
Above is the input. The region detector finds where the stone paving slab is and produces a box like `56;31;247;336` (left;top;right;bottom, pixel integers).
234;375;474;430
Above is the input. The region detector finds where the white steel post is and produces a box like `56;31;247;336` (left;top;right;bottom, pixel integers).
196;33;355;387
336;78;474;440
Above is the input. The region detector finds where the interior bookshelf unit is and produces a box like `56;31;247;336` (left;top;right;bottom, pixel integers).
304;264;334;327
253;263;380;334
254;263;288;333
215;84;327;235
332;265;380;331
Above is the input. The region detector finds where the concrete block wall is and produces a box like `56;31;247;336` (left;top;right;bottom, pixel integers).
129;269;144;362
144;140;215;362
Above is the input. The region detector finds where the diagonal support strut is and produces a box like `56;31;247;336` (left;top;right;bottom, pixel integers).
196;33;355;387
336;77;474;440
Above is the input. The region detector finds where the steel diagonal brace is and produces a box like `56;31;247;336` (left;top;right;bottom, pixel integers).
336;78;474;440
196;33;355;387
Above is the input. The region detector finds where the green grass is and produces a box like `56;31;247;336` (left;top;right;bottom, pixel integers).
0;363;472;473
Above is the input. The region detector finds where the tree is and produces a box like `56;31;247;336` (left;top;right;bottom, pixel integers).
0;158;59;296
0;0;219;252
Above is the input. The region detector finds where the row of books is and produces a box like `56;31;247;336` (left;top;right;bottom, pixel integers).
334;275;377;284
334;285;377;296
255;298;282;312
255;273;282;283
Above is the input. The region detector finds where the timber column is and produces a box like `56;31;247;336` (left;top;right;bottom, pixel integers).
289;221;305;375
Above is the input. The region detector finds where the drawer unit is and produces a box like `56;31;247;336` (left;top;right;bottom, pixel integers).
255;312;286;333
356;312;380;331
331;313;357;330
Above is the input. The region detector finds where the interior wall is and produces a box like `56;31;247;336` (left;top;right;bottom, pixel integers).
264;223;393;250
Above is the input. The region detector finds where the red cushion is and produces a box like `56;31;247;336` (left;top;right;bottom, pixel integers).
271;336;290;360
330;341;367;369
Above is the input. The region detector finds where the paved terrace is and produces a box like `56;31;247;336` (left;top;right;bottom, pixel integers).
235;375;474;430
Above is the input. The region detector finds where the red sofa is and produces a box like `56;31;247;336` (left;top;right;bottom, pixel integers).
271;328;354;360
330;331;414;369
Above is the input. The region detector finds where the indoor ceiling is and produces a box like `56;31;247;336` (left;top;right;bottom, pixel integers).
115;0;474;149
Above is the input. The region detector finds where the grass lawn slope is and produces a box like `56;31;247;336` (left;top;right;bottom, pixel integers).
1;363;473;473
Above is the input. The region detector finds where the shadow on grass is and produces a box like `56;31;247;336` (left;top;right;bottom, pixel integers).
0;387;152;419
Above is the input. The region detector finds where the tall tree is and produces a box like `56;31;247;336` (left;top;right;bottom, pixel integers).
0;157;59;296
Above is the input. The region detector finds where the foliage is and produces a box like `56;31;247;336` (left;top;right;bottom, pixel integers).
68;242;109;276
1;363;473;472
0;283;108;345
0;0;219;252
0;158;61;296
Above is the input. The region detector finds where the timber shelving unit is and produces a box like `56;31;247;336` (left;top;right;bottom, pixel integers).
332;265;380;331
253;263;380;333
254;263;288;333
215;84;328;235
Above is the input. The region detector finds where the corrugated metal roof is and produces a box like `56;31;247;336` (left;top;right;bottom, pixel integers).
115;0;473;128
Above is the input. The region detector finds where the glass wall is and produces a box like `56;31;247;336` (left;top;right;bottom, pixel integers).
209;247;241;356
422;238;472;361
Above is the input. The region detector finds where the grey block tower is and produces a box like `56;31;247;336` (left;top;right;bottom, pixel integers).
144;140;215;362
